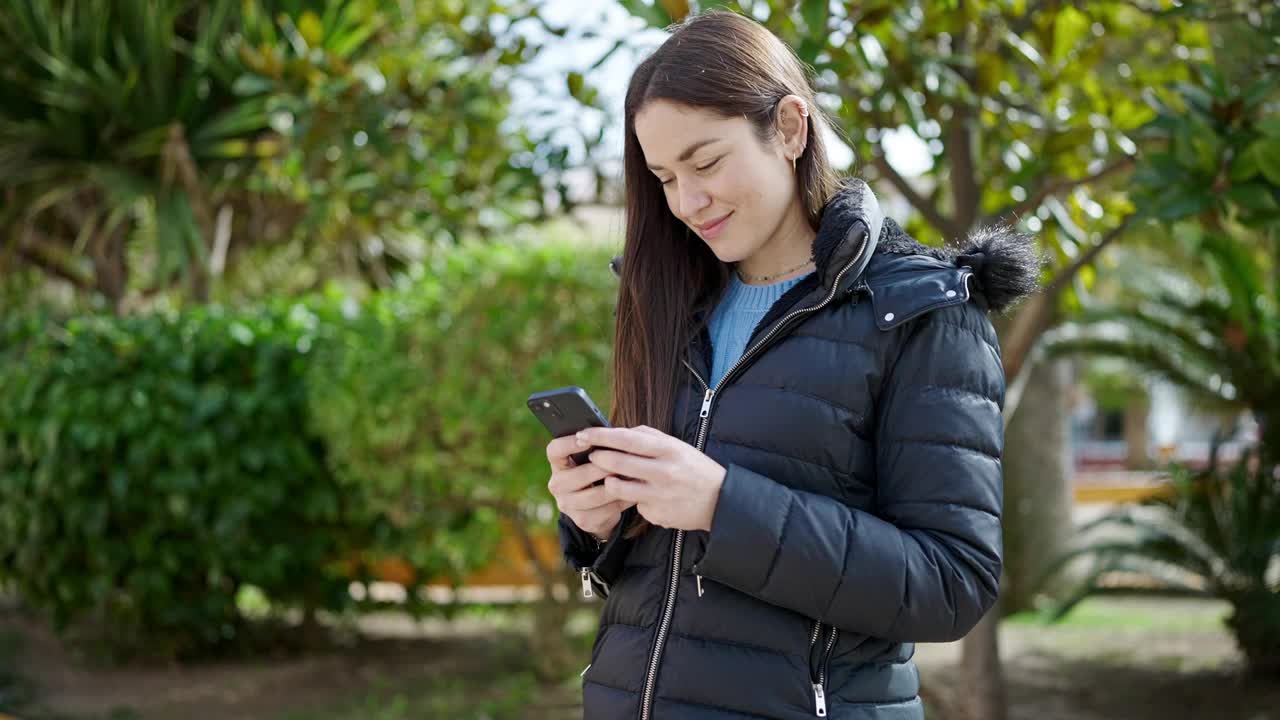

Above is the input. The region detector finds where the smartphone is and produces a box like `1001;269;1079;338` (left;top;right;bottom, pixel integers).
527;386;612;470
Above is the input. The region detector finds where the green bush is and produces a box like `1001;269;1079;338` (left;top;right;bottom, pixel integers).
0;237;620;659
0;303;355;660
1040;443;1280;678
305;239;618;598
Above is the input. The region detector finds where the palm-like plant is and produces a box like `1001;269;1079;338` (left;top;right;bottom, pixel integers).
0;0;278;308
1040;442;1280;676
1048;61;1280;463
1042;220;1280;678
1040;60;1280;676
1047;229;1278;461
0;0;571;308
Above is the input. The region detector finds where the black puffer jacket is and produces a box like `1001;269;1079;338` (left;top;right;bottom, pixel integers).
559;178;1041;720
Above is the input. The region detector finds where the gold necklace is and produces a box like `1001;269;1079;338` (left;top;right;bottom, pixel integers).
737;256;815;284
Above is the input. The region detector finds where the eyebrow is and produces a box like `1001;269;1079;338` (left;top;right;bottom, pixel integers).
646;138;721;171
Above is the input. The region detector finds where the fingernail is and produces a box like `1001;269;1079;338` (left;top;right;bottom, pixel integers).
576;432;588;446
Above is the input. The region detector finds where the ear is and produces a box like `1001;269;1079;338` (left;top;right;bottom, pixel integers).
774;94;810;160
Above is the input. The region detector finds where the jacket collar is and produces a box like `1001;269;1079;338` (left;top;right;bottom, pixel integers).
809;177;883;296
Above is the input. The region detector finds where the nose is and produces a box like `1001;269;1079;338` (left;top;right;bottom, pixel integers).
675;180;710;224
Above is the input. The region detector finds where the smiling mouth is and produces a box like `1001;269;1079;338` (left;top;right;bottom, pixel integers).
697;212;733;236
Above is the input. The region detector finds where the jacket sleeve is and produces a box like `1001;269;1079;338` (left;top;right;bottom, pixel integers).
558;505;638;597
689;301;1004;643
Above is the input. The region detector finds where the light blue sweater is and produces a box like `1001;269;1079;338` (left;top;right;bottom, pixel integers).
706;269;813;388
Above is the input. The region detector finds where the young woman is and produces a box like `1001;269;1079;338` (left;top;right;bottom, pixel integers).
545;9;1041;720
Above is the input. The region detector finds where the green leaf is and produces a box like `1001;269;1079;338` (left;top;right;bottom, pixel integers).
1173;117;1222;174
1051;5;1090;66
616;0;674;27
1225;183;1279;212
1255;139;1280;186
230;74;274;97
588;38;626;72
298;10;324;47
1257;117;1280;138
566;71;585;101
1153;188;1214;220
802;1;828;35
1230;143;1262;182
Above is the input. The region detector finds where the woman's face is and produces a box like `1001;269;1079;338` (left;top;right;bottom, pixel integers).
634;99;802;264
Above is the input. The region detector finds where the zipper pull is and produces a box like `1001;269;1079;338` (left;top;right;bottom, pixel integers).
581;568;594;598
696;574;705;597
812;683;827;716
699;388;713;418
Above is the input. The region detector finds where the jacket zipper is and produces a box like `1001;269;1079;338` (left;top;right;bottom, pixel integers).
581;568;608;598
806;620;838;716
581;533;609;598
637;226;872;720
808;620;826;716
814;624;838;716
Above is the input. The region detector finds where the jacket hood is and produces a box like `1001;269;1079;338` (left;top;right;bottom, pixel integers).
871;215;1044;314
609;178;1044;317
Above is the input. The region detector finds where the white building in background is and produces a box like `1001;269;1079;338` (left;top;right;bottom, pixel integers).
1071;373;1257;472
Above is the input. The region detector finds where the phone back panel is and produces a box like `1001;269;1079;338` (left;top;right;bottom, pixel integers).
527;386;611;466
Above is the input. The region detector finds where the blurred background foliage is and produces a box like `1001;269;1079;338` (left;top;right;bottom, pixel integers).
0;301;353;661
0;0;582;313
0;238;617;662
0;0;1277;717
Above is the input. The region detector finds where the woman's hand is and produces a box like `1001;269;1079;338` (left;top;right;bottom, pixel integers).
546;435;636;540
576;425;726;532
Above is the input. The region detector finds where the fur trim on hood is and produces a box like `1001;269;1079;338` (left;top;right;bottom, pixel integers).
874;217;1045;314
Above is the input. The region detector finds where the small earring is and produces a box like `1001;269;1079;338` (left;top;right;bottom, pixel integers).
792;155;797;172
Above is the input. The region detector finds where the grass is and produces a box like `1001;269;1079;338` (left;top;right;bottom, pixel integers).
1004;595;1232;632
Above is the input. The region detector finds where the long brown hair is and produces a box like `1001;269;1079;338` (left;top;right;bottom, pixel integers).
611;9;846;539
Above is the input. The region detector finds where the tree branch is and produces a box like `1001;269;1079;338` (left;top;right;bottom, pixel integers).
1044;214;1132;296
984;156;1136;226
871;150;961;239
1000;215;1134;389
947;22;982;233
15;229;93;291
162;122;214;302
509;515;558;593
947;103;981;232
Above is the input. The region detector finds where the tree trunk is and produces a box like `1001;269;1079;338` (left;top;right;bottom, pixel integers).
529;585;577;681
999;355;1075;613
958;591;1006;720
1125;396;1152;469
956;308;1073;716
91;228;128;315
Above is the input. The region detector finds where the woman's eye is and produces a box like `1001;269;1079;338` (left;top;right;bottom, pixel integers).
658;157;721;186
